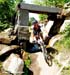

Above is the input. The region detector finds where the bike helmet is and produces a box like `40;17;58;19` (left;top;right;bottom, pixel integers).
32;19;38;25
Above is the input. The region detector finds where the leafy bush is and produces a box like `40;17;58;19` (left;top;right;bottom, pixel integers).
24;57;31;68
54;24;70;50
61;66;70;75
0;22;10;31
23;55;31;75
60;24;70;49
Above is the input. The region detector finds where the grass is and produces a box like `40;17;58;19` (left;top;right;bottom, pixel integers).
24;56;31;68
0;61;2;71
23;54;31;75
61;66;70;75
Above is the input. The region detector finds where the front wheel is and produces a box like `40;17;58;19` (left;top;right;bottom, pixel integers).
45;55;53;66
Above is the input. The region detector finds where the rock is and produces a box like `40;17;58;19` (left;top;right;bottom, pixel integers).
18;26;30;40
0;45;20;56
60;20;70;32
0;30;16;44
0;44;8;51
29;52;59;75
48;34;62;47
65;8;70;17
0;32;11;44
63;2;70;17
64;2;70;8
4;28;13;34
3;53;24;75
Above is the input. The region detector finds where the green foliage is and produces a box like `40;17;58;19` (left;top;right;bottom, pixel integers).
54;59;62;67
0;0;15;23
23;56;31;75
62;38;70;49
61;66;70;75
54;24;70;75
0;61;2;71
29;17;36;26
23;65;29;75
33;0;70;21
59;24;70;49
39;14;48;21
0;21;10;31
54;24;70;50
33;0;70;7
0;0;24;31
0;0;6;3
62;24;70;37
28;21;31;26
64;0;70;3
24;56;31;68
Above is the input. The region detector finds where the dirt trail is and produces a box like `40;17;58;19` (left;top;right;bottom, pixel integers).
29;52;59;75
29;35;62;75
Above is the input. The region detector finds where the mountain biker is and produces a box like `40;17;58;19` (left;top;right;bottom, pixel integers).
29;19;43;52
